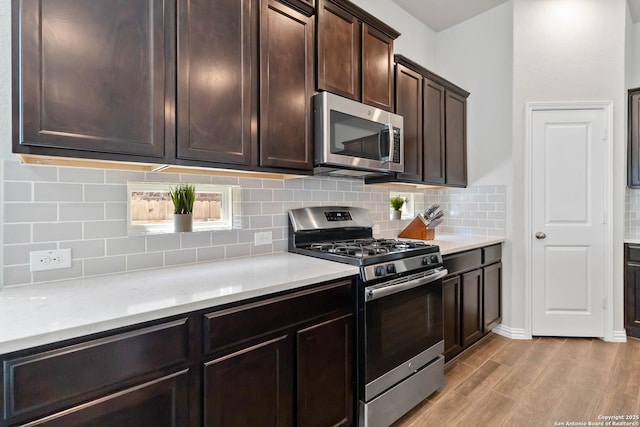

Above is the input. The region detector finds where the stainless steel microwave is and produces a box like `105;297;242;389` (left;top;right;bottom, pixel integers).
313;92;404;177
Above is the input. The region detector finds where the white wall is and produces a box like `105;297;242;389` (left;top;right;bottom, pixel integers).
630;20;640;89
434;1;515;329
0;0;11;287
512;0;627;336
351;0;437;69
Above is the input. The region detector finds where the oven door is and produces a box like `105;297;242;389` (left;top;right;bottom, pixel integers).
363;268;447;401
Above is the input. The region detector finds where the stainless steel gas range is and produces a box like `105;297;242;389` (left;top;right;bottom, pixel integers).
288;206;447;427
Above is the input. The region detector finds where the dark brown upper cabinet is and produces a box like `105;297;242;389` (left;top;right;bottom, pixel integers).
259;0;315;171
628;88;640;188
13;0;314;175
395;64;423;182
12;0;174;161
176;0;257;166
366;55;469;187
316;0;399;112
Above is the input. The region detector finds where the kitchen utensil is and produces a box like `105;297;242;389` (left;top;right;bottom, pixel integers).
427;217;444;229
424;204;439;219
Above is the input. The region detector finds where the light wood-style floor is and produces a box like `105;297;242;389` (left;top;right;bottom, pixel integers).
393;334;640;427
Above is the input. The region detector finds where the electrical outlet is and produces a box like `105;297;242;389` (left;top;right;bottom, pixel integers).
30;249;72;272
254;231;273;246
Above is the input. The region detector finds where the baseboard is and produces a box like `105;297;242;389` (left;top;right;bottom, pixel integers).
491;324;530;340
610;330;628;343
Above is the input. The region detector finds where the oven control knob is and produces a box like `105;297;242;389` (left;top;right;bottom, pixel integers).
386;264;396;274
422;256;430;266
430;255;439;264
375;266;385;277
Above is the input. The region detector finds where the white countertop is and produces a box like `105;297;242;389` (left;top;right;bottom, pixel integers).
625;238;640;245
422;234;505;255
0;236;505;355
0;253;359;354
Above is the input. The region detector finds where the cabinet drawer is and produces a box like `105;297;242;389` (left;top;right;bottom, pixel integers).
627;244;640;263
443;249;482;276
203;280;352;355
483;244;502;265
3;318;190;421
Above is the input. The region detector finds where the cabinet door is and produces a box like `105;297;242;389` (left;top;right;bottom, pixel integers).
317;0;360;101
461;269;483;347
177;0;257;165
13;0;171;159
442;276;462;362
628;90;640;187
625;263;640;338
362;24;394;112
297;314;353;427
395;65;423;182
23;371;189;427
204;336;293;427
444;90;467;187
259;0;314;171
423;79;446;185
483;262;502;332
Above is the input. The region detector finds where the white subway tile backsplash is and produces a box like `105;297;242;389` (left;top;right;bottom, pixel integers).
84;256;126;276
181;231;211;249
59;168;105;183
4;161;58;182
33;222;82;242
3;265;31;287
60;203;104;221
147;233;181;252
1;161;506;287
165;249;196;266
4;242;56;265
5;203;58;223
105;203;127;220
32;261;82;283
3;224;31;244
107;236;146;256
225;243;251;259
84;184;127;202
127;252;164;271
84;220;127;239
61;239;105;259
197;246;225;262
4;182;32;201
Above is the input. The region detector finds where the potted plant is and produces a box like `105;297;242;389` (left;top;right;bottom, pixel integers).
169;184;196;232
389;196;406;220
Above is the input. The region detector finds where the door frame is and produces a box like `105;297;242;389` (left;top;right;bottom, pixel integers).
524;101;614;341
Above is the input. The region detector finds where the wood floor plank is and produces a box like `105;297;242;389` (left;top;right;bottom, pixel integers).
454;333;510;368
453;359;511;399
391;335;640;427
490;337;537;366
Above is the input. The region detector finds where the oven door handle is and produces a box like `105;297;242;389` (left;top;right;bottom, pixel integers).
365;268;448;302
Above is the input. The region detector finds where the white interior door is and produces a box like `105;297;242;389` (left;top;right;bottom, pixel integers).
531;107;606;337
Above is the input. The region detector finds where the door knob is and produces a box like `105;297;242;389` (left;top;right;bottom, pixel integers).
535;232;546;240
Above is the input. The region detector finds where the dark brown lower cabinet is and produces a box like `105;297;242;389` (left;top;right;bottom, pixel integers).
461;269;483;348
204;336;293;427
483;262;502;331
0;278;355;427
442;276;462;361
297;315;353;427
624;244;640;338
443;244;502;362
23;371;190;427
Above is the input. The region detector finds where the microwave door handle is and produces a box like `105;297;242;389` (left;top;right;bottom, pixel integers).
380;124;393;164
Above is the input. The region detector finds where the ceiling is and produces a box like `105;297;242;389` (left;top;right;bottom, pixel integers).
393;0;640;32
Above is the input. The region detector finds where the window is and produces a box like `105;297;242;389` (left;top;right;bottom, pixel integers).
389;191;421;220
127;182;239;235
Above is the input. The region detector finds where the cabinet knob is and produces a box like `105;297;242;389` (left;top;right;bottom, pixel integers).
535;232;546;240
